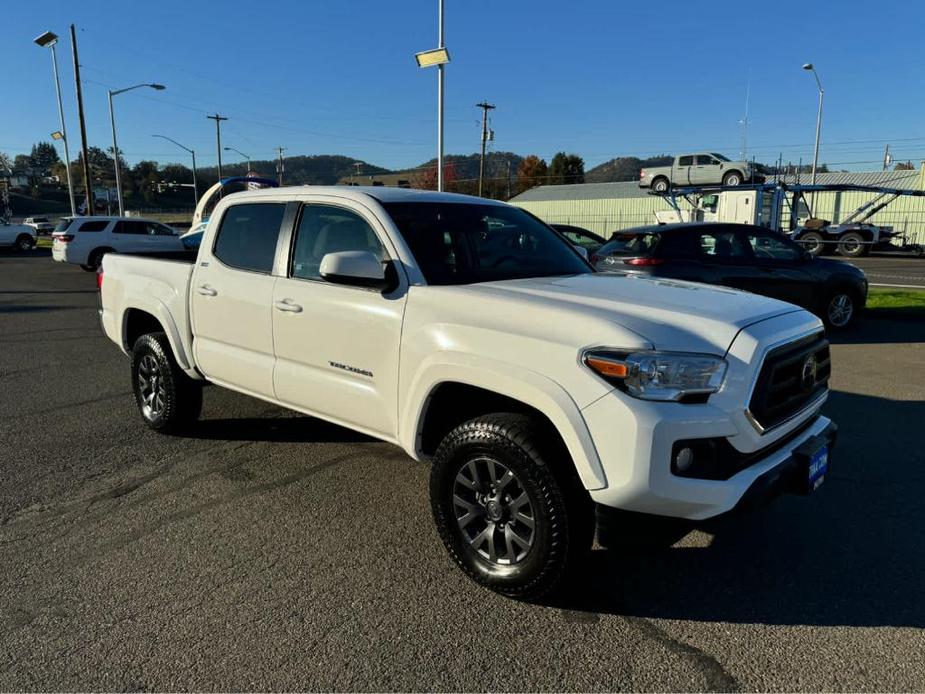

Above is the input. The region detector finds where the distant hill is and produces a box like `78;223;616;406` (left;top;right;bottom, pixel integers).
406;151;524;183
585;155;674;183
198;154;393;185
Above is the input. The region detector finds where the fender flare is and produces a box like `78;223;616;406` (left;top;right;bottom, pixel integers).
400;352;608;491
120;299;193;373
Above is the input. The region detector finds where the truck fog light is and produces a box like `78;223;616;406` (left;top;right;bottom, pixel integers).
674;447;694;473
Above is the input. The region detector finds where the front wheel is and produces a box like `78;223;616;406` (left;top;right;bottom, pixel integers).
131;332;203;432
15;235;35;252
430;413;594;600
722;171;743;186
823;290;858;329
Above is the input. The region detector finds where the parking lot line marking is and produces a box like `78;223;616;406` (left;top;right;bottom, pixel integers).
869;283;925;289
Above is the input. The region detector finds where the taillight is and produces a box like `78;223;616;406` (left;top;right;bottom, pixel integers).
590;254;600;264
640;170;646;178
57;234;75;243
96;268;104;290
624;257;664;266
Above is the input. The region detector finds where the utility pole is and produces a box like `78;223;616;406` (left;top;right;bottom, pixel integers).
476;101;495;197
437;0;445;191
275;146;286;185
207;114;228;179
506;159;512;199
70;24;93;215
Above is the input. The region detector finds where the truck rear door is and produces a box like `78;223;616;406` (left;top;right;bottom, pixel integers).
190;201;288;397
675;155;694;185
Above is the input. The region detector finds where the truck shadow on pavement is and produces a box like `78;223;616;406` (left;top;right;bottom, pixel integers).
829;317;925;345
555;390;925;628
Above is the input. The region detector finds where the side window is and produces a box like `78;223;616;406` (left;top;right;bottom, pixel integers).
213;203;286;273
678;156;694;167
113;221;147;235
290;204;385;281
698;231;752;260
78;220;108;232
696;155;716;166
745;231;801;261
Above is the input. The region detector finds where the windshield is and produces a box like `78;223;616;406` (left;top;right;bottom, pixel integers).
711;153;731;162
383;202;590;285
598;231;661;257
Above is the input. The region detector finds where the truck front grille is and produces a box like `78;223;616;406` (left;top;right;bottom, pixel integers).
747;332;830;433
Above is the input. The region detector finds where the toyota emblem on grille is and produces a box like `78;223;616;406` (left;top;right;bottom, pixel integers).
801;354;818;392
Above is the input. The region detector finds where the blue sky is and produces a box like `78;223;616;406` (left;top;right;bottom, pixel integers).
3;0;924;172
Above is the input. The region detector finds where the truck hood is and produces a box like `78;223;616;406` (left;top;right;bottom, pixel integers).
463;272;803;355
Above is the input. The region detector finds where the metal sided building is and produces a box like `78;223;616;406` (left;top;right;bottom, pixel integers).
509;168;925;244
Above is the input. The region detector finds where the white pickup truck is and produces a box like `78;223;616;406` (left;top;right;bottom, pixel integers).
99;186;836;598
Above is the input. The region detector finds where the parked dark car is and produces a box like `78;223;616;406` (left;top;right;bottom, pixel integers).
551;224;606;255
592;222;868;329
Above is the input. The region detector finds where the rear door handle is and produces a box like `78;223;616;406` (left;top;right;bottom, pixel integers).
274;299;303;313
196;285;217;296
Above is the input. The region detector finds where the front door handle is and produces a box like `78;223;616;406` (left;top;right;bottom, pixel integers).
274;299;303;313
197;285;217;296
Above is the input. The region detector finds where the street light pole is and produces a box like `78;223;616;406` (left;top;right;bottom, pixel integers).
223;147;250;173
33;31;76;216
69;24;94;216
108;83;165;216
152;134;198;207
437;0;445;192
802;63;824;187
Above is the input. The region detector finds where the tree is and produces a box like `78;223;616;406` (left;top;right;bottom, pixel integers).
13;154;32;173
548;152;584;185
412;160;458;190
29;142;60;175
515;155;548;193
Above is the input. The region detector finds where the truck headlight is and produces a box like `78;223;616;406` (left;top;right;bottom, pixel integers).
583;350;727;402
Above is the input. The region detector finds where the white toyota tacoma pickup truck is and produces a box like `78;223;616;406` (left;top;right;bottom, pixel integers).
99;186;836;598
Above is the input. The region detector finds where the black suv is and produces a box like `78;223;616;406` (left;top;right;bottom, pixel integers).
592;222;868;329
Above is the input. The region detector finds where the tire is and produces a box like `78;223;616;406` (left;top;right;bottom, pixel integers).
131;332;203;433
823;289;858;330
652;177;669;193
837;232;867;258
83;247;113;272
15;235;35;251
430;413;594;599
799;231;826;257
722;171;743;186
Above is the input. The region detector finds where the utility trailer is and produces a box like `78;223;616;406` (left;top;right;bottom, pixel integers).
652;182;925;258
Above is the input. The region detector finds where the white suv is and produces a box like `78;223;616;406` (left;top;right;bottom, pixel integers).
52;216;183;271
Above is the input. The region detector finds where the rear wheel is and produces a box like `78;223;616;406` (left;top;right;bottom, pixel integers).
799;231;825;256
430;413;594;599
652;177;669;193
131;332;203;433
838;232;868;258
15;234;34;251
82;247;113;272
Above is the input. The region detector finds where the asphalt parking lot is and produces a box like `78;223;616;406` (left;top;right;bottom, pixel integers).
848;255;925;288
1;250;924;691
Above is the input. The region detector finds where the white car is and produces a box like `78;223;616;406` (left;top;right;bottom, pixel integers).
22;217;55;234
0;222;37;251
99;187;836;598
52;216;183;271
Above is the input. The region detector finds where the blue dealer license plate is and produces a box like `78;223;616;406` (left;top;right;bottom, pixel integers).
807;445;828;492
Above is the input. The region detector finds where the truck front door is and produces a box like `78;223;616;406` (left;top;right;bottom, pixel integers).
270;200;406;438
190;202;287;398
692;154;719;185
674;155;694;186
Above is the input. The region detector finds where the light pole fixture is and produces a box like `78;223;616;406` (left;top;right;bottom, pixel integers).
34;30;76;216
108;83;165;215
802;63;824;188
415;0;449;191
153;134;198;207
224;147;251;172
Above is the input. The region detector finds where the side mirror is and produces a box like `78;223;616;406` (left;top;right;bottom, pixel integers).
575;246;589;260
319;250;394;290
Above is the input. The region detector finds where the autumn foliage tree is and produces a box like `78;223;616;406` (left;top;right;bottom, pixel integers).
515;155;548;193
413;161;458;190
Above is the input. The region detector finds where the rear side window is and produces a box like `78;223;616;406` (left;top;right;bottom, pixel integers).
78;220;108;232
54;219;74;232
678;156;694;166
213;203;286;273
